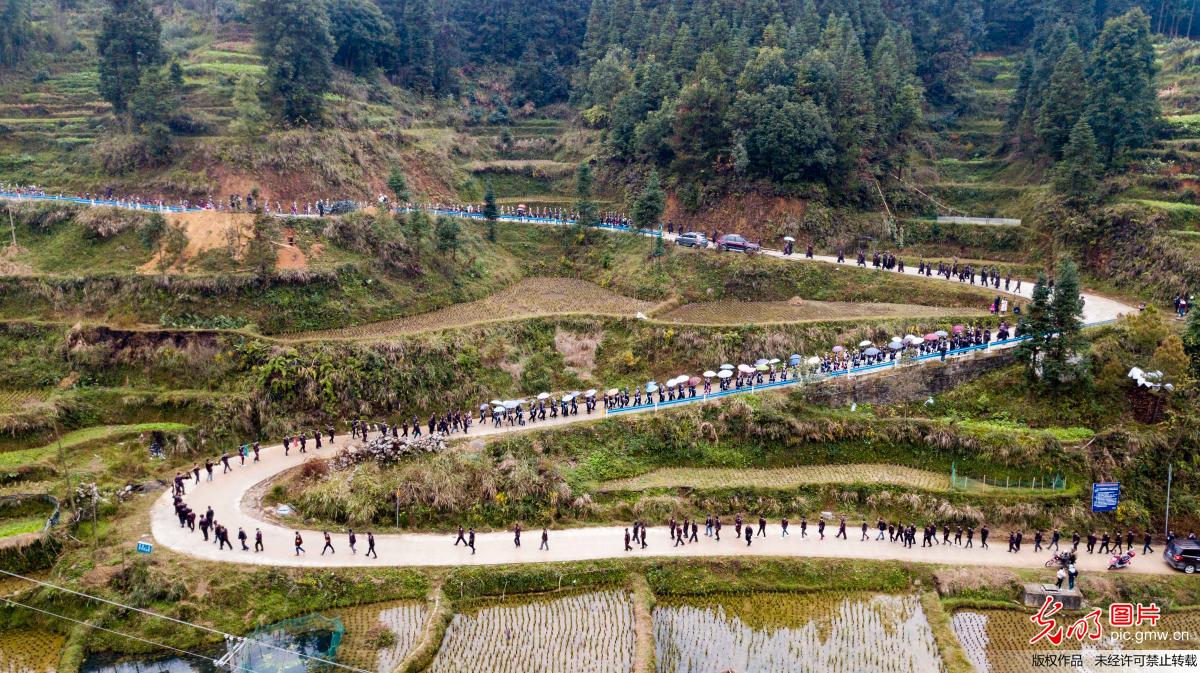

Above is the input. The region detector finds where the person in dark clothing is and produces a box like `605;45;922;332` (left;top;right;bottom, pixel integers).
836;518;847;539
640;524;648;549
966;527;974;548
781;518;790;538
539;528;549;550
455;526;467;546
980;526;989;549
624;528;632;551
348;529;357;554
800;517;807;538
294;532;304;555
690;520;698;543
321;531;335;555
1087;532;1097;553
1034;530;1043;552
254;528;263;552
861;521;869;541
757;516;766;537
744;525;753;546
366;532;377;558
818;519;825;539
1142;532;1153;554
713;518;721;541
514;524;522;548
1050;530;1060;551
468;528;476;554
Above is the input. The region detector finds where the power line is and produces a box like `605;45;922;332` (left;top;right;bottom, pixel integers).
1;596;256;673
0;568;372;673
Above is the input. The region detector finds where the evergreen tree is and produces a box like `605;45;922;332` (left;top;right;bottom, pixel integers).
328;0;396;76
434;216;461;257
631;170;665;232
97;0;165;116
1053;118;1102;202
483;184;498;242
128;66;179;159
1036;42;1087;158
1087;8;1159;165
1043;258;1088;386
249;0;335;125
231;75;269;139
387;168;411;203
0;0;32;67
1183;303;1200;379
405;0;435;92
575;162;598;228
1017;272;1054;381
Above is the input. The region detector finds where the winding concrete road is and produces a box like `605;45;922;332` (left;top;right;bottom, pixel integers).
150;245;1150;573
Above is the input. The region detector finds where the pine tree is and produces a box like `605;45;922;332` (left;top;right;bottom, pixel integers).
328;0;395;76
97;0;165;116
249;0;334;125
1043;258;1088;386
631;170;665;232
1017;272;1054;381
0;0;32;67
1087;8;1159;165
1183;303;1200;379
483;184;498;242
434;216;461;257
405;0;435;93
575;162;598;228
1036;42;1087;158
1053;119;1102;202
231;74;269;139
387;168;411;203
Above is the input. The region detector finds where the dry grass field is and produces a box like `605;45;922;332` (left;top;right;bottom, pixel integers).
657;299;986;326
298;277;660;340
599;465;950;492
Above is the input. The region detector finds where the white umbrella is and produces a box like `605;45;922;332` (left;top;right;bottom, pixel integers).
719;364;734;371
585;389;597;397
806;356;821;365
768;358;780;365
490;399;503;406
703;370;717;378
737;364;754;374
783;236;796;242
492;406;505;413
562;393;576;402
646;383;659;393
536;392;550;400
479;403;489;411
859;340;873;348
717;370;733;379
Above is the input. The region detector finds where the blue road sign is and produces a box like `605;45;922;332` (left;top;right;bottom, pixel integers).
136;541;153;554
1091;482;1120;513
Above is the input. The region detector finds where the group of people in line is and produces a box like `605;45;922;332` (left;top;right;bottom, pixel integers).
167;416;1199;572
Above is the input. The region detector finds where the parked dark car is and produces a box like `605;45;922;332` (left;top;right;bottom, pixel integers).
675;231;708;249
715;234;760;253
1164;539;1199;574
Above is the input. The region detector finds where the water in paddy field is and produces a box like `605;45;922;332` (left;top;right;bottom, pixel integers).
654;593;945;673
0;631;66;673
77;617;342;673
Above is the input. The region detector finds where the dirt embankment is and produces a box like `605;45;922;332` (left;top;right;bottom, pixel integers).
663;192;809;242
138;211;310;273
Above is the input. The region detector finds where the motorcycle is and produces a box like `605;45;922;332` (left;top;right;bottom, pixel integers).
1045;551;1076;567
1108;550;1136;570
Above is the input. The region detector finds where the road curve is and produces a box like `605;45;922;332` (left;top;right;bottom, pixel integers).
145;222;1144;571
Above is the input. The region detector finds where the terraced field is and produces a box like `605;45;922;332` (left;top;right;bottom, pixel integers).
657;300;985;326
599;465;950;493
952;609;1200;673
655;593;943;673
293;278;661;340
331;600;428;672
429;591;635;673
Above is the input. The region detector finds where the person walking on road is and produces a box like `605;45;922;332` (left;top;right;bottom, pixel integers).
321;531;335;555
540;528;549;551
254;528;263;552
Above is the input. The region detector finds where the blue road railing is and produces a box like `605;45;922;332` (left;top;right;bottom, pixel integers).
605;319;1116;417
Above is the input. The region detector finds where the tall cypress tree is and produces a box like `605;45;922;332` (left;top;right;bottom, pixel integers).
631;170;665;232
483;184;498;242
97;0;164;116
1036;42;1086;158
405;0;435;92
1043;259;1088;386
1053;118;1101;202
575;162;598;228
249;0;334;125
0;0;32;67
1017;273;1054;382
1087;8;1159;165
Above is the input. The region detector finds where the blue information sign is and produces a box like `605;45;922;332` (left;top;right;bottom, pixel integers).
136;541;153;554
1091;482;1120;513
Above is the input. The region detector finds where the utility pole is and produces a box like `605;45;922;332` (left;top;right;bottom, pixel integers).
8;206;15;246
